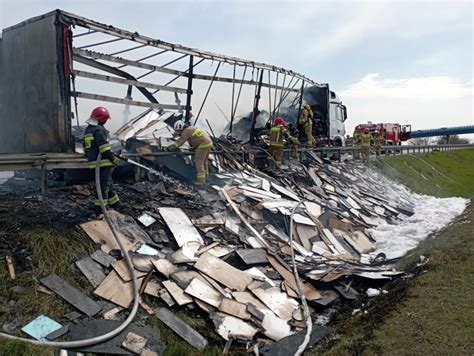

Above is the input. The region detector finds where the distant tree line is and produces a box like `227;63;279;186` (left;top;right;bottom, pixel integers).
408;135;470;145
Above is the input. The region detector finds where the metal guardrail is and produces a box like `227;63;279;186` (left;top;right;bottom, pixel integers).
293;143;474;161
1;144;473;165
0;144;472;193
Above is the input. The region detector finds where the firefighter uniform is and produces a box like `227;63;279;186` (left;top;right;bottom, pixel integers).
373;133;382;156
353;130;361;145
169;126;213;184
299;105;315;146
287;123;300;158
269;124;291;166
360;132;371;162
83;124;119;207
352;130;361;159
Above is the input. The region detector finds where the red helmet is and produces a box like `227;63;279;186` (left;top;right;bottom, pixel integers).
274;117;287;126
90;107;111;124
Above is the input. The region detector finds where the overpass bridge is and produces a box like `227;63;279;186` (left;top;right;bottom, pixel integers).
410;125;474;138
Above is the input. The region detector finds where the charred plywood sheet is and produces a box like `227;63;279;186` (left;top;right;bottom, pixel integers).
162;280;193;305
94;270;143;308
271;183;301;201
155;308;208;351
260;324;331;355
236;249;268;265
184;278;223;308
40;273;101;317
218;298;251;320
232;291;268;310
158;208;204;247
267;255;321;301
151;259;178;278
295;224;318;251
68;319;164;355
81;220;137;253
91;249;116;267
251;286;298;321
75;256;106;288
322;229;350;255
211;312;258;341
343;231;374;254
112;259;148;282
194;252;253;292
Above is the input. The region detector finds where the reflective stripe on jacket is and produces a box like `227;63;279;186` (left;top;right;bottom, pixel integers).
83;124;115;169
298;107;313;127
172;126;213;150
360;133;371;147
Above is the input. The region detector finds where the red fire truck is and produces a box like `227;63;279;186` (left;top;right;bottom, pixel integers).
354;123;412;145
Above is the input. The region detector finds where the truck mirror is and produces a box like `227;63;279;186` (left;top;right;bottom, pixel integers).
342;105;347;122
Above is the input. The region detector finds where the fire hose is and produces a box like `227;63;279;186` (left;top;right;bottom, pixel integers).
0;153;140;349
289;200;312;356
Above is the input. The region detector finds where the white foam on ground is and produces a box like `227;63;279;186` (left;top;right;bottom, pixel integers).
357;168;469;259
0;171;14;184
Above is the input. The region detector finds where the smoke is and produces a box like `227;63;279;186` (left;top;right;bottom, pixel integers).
222;110;271;142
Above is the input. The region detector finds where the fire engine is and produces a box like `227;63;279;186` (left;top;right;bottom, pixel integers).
354;123;412;145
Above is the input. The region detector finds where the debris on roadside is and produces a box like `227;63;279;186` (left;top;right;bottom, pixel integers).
3;143;422;354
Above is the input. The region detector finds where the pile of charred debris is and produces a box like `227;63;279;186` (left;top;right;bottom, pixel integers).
1;142;424;355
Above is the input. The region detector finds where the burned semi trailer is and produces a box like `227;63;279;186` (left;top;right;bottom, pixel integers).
1;9;327;187
0;11;74;153
222;85;348;147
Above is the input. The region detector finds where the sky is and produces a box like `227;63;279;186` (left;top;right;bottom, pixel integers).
1;0;473;137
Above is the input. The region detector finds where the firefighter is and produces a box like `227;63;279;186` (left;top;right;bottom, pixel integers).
360;128;371;162
373;131;382;157
352;130;361;159
345;134;353;146
269;117;293;167
287;122;300;158
167;120;213;185
83;107;120;209
298;104;315;146
353;129;361;145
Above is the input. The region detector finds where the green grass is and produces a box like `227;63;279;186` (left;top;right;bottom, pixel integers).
320;148;474;355
0;214;94;355
0;340;53;356
372;148;474;198
0;205;227;355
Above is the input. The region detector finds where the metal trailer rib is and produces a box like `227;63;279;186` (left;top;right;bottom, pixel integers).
76;37;122;49
73;70;187;93
194;62;221;125
231;66;247;123
58;10;320;85
74;92;180;110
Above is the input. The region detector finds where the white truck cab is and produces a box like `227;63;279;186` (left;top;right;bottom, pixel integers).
329;91;347;146
304;85;348;147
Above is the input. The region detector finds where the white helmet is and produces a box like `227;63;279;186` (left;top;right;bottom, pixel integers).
173;120;185;132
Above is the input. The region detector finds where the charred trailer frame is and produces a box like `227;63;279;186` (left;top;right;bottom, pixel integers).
0;10;74;154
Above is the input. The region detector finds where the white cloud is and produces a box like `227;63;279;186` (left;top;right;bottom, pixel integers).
339;73;473;133
340;73;473;100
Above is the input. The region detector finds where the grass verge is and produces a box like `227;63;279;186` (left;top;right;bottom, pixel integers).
320;148;474;355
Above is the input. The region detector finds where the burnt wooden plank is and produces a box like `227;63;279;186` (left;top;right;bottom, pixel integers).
155;307;208;351
91;249;116;267
75;256;106;288
236;249;268;265
40;273;102;317
260;324;330;355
